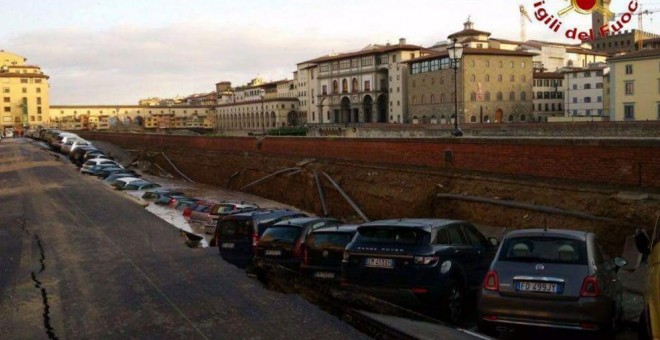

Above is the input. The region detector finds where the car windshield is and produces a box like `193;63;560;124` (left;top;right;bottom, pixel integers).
260;226;301;243
498;236;588;265
307;232;355;250
356;227;429;245
212;204;236;214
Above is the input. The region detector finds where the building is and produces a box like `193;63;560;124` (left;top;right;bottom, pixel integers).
590;0;660;53
562;64;610;120
521;40;609;71
0;50;50;131
297;38;425;124
608;48;660;121
50;105;215;130
404;20;535;125
214;77;301;131
532;71;564;122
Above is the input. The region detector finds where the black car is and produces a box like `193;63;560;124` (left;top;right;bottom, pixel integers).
71;146;98;165
253;217;342;272
301;224;358;281
216;209;308;268
342;219;498;324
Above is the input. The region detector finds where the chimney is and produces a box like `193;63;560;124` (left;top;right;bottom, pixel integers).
399;38;406;46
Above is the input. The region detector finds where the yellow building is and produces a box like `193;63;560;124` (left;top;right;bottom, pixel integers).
0;50;50;131
608;49;660;121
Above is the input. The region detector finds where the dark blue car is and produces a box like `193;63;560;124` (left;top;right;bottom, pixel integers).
216;209;308;268
341;219;498;324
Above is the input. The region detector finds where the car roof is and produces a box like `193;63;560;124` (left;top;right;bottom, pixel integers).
272;217;335;227
230;209;298;219
358;218;465;232
116;177;141;183
310;224;360;233
503;228;590;241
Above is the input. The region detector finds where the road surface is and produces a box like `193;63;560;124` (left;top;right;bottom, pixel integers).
0;139;366;339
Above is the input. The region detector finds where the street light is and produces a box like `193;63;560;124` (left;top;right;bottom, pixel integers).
448;38;464;137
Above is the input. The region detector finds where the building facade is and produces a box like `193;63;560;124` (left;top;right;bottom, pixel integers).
608;49;660;121
533;72;564;122
562;64;610;119
297;39;424;125
0;51;50;131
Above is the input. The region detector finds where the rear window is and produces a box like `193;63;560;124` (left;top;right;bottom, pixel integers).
307;232;355;250
356;227;430;245
220;218;253;237
212;204;235;214
498;237;588;265
260;226;302;243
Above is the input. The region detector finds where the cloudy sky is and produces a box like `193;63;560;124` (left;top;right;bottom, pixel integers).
1;0;658;104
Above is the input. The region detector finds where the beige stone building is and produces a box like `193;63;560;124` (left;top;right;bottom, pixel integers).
0;50;50;131
608;49;660;121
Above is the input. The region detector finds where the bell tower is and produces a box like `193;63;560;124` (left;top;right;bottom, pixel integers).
592;0;612;38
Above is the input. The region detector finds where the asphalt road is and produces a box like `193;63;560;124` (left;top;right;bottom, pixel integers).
0;139;366;339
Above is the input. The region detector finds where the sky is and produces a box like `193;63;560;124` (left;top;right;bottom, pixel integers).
1;0;658;104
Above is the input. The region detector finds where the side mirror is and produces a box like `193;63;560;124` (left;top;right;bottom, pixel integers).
635;229;651;256
613;257;628;268
489;237;499;247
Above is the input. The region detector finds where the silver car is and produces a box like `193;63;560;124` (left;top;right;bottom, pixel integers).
477;229;626;335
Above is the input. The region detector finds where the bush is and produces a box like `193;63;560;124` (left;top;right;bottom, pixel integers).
266;127;307;136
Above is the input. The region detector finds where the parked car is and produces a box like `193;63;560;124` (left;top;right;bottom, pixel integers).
4;128;14;138
62;139;91;154
342;219;498;324
477;229;627;335
103;171;140;183
120;180;160;191
111;177;142;190
81;162;123;175
154;194;190;206
70;146;98;164
253;217;342;273
216;209;308;268
141;188;184;201
190;201;260;234
301;224;359;281
183;202;214;221
636;228;660;340
51;133;79;151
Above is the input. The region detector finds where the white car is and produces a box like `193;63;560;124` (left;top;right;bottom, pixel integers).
4;129;14;138
81;158;123;171
62;140;92;154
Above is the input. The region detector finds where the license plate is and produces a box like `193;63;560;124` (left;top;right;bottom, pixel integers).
365;257;394;269
313;272;335;279
221;243;235;249
265;250;282;257
517;281;560;294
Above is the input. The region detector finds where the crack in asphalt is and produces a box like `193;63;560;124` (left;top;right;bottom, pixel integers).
18;213;58;340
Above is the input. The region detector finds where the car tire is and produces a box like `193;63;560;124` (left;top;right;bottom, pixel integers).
440;278;464;325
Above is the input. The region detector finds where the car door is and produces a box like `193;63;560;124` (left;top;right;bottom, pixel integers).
461;224;492;287
446;225;479;287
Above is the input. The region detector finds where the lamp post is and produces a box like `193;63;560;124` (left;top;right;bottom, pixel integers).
448;38;464;137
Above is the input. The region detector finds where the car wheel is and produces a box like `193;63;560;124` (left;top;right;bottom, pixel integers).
440;278;464;325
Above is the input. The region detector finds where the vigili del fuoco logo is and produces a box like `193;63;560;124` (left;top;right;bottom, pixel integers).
532;0;639;41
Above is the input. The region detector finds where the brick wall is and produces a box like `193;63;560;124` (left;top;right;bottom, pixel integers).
79;132;660;188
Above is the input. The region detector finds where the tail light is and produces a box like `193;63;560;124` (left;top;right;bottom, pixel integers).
293;241;303;258
183;208;192;217
252;232;259;255
580;276;600;297
303;247;309;265
483;270;499;292
413;256;439;265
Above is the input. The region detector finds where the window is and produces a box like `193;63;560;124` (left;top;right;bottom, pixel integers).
584;71;591;77
36;97;41;105
520;92;526;101
536;91;542;99
485;75;490;82
2;97;8;103
22;88;27;93
598;109;603;116
361;57;373;67
596;83;603;89
625;81;634;95
35;79;42;84
509;92;515;101
364;80;371;91
573;73;577;78
510;61;514;68
584;83;591;89
2;88;8;93
586;109;592;116
20;78;28;83
3;106;9;112
510;75;515;82
497;74;502;82
339;60;350;69
545;103;549;111
521;62;526;68
320;64;329;73
496;92;503;101
573;97;578;103
625;64;633;75
484;92;490;101
37;106;42;114
485;60;490;67
447;226;467;245
470;92;477;101
597;96;602;102
584;97;591;103
657;103;660;119
573;109;578;116
322;85;327;95
572;84;577;90
624;104;635;120
471;74;476;82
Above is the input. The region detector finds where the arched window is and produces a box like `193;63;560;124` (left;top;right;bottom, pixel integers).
352;78;359;92
412;96;417;105
484;115;490;123
508;114;514;122
520;92;527;101
496;92;503;101
421;95;426;105
485;75;490;82
332;80;339;94
485;92;491;101
498;74;503;82
440;93;446;102
431;94;436;103
470;92;477;101
510;75;515;82
520;114;527;121
470;115;477;123
342;79;348;93
509;91;515;101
